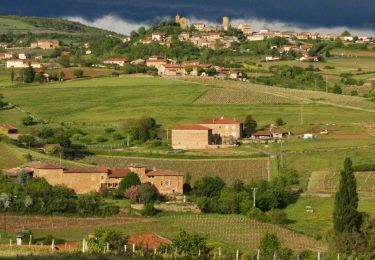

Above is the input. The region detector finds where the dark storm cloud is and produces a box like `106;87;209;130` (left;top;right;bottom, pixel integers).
1;0;374;30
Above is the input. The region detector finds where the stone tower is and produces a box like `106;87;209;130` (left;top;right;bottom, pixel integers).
223;16;231;31
175;13;188;30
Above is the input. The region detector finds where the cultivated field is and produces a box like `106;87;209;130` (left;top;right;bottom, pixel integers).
308;171;375;197
83;155;270;184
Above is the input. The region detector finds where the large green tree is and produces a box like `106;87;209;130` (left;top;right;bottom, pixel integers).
117;172;141;195
243;115;257;137
333;158;362;234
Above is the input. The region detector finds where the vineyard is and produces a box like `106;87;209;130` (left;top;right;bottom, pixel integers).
3;215;156;233
169;214;326;251
186;78;375;111
308;171;375;197
83;156;270;184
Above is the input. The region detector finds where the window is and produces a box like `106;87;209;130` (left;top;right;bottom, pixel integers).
160;181;163;186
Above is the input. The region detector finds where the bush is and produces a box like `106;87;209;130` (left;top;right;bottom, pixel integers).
113;133;124;140
124;185;139;201
138;183;159;203
104;128;115;134
95;136;107;143
268;208;288;224
73;68;84;78
141;202;158;216
246;208;270;222
118;172;141;195
22;115;37;126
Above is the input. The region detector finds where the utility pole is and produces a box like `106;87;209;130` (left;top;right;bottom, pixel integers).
166;127;169;140
252;188;257;208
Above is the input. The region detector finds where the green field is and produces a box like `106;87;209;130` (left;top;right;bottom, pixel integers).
285;196;375;239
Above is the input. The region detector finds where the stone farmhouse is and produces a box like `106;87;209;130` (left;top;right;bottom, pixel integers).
172;117;242;150
0;52;13;59
30;39;60;49
6;60;41;69
103;58;129;67
5;162;184;195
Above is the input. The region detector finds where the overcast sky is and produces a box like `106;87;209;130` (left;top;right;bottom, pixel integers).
1;0;375;35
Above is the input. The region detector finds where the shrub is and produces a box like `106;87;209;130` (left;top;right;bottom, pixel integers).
118;173;141;195
113;133;124;140
22;115;37;126
268;208;288;224
141;202;158;216
124;185;139;201
138;183;159;203
246;208;270;222
95;136;107;143
104;128;115;134
73;68;84;78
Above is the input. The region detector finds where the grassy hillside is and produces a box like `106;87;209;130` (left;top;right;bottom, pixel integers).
0;15;115;35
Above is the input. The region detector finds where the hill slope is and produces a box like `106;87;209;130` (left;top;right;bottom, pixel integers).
0;15;117;35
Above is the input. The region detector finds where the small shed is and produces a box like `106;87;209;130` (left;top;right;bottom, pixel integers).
0;124;18;135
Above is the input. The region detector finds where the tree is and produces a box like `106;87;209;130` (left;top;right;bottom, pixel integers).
87;227;124;253
21;65;35;83
193;176;225;198
21;115;37;126
118;172;141;195
275;117;285;126
259;233;281;259
58;56;70;67
332;84;342;94
333;158;362;235
138;183;159;203
341;30;351;37
73;68;83;78
141;202;158;216
172;231;210;257
243;115;257;137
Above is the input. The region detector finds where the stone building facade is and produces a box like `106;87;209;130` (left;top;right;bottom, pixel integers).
171;117;242;150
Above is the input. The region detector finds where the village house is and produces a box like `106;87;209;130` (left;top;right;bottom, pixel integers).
145;56;167;69
103;58;129;67
300;56;320;62
158;64;184;76
5;162;184;195
247;34;265;41
238;24;252;35
122;36;131;43
192;22;206;31
340;36;354;42
296;32;312;40
252;129;291;142
151;32;166;42
0;42;8;48
0;124;18;135
172;117;242;150
178;32;191;41
172;124;213;150
31;39;60;49
0;52;13;59
18;53;27;60
6;60;41;69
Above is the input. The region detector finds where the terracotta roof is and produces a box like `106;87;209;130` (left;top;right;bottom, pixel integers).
128;232;171;251
198;118;240;125
173;124;211;131
1;124;18;131
108;168;131;178
64;167;107;174
24;161;63;170
146;168;183;177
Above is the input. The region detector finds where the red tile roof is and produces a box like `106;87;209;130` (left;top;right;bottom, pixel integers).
198;118;240;125
108;168;131;178
173;124;211;131
1;124;18;131
128;232;171;251
64;167;107;174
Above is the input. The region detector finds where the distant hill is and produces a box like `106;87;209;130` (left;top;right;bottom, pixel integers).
0;15;118;35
